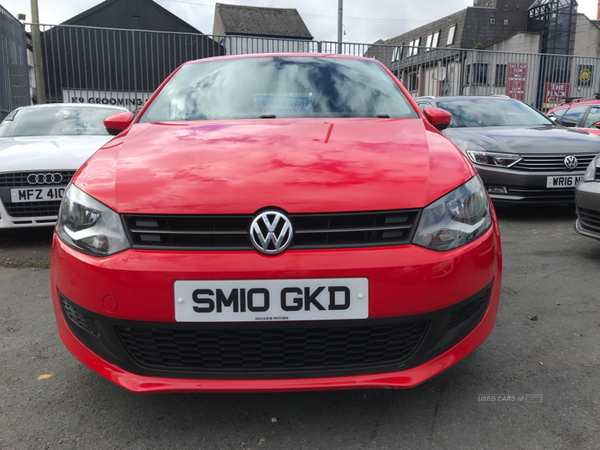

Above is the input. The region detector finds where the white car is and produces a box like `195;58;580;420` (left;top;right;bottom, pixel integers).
0;104;127;229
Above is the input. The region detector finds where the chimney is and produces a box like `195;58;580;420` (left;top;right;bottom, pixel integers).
598;0;600;20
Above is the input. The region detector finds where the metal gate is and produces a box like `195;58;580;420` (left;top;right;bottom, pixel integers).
20;22;600;113
0;6;30;121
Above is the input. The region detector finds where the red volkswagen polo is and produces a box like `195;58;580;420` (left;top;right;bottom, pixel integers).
50;54;502;393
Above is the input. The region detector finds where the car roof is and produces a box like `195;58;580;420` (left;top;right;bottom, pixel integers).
548;100;600;111
415;95;513;102
184;52;376;66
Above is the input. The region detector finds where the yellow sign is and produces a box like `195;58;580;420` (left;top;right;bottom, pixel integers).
579;68;592;85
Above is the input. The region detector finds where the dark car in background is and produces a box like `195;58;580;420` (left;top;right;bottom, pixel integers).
416;96;600;204
575;154;600;240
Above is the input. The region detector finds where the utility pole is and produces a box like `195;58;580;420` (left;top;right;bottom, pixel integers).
337;0;343;54
30;0;46;104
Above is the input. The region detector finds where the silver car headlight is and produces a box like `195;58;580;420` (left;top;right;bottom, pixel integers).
452;138;522;167
56;184;130;257
582;156;598;182
413;176;493;251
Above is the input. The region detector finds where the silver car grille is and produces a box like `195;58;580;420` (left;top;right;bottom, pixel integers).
0;170;76;188
512;154;597;172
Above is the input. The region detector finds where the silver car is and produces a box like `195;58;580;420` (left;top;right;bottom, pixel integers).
0;104;126;229
575;155;600;240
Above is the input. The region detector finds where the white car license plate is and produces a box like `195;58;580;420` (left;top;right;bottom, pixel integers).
546;176;582;188
10;186;67;203
174;278;369;322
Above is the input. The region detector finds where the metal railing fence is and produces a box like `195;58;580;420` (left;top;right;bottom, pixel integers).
20;23;600;112
0;7;30;121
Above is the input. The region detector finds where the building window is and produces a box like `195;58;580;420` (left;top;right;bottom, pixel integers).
425;34;433;52
490;18;496;24
447;25;456;46
425;33;440;52
495;64;507;86
504;19;509;25
466;63;488;85
391;47;400;63
431;31;440;48
409;71;419;91
408;38;420;57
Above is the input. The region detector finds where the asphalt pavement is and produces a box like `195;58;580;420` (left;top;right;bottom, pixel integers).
0;204;599;450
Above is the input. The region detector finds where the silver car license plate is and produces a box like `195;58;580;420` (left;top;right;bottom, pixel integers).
10;186;67;203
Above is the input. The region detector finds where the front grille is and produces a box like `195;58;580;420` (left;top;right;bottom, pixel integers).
117;321;429;372
60;297;99;337
504;185;575;202
123;209;421;251
4;201;61;218
513;154;596;172
0;170;76;188
578;208;600;233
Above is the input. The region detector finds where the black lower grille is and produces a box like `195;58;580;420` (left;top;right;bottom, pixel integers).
503;185;575;202
59;280;493;379
117;321;429;372
60;297;99;338
448;284;493;329
578;208;600;233
4;201;61;218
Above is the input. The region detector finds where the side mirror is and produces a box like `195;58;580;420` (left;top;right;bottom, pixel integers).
423;107;452;132
549;116;558;123
104;112;134;136
595;122;600;129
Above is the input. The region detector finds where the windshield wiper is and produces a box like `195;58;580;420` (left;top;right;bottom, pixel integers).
259;115;276;119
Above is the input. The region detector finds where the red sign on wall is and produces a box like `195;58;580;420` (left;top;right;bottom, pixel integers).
506;63;527;101
543;82;570;109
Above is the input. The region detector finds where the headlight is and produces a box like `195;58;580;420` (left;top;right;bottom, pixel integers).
583;156;598;182
413;176;493;251
466;150;522;167
56;184;130;257
452;138;522;167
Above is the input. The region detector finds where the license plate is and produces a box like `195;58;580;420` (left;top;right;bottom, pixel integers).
10;186;66;203
174;278;369;322
546;176;582;188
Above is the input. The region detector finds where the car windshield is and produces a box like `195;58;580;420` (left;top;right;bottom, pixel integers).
139;56;418;122
436;98;553;128
0;106;124;137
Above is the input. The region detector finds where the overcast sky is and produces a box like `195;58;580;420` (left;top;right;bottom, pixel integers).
2;0;599;43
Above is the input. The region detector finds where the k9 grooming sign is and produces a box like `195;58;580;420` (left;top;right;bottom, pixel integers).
64;89;152;111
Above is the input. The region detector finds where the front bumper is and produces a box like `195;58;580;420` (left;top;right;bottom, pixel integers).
575;181;600;240
0;198;59;229
475;165;585;204
50;221;502;393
